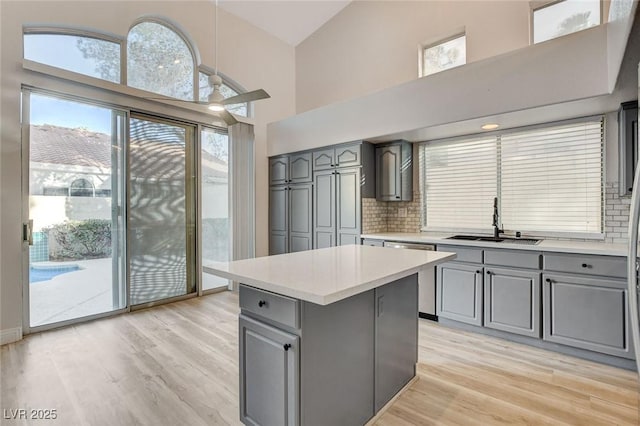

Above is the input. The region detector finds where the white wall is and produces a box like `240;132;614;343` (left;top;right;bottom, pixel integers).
296;0;531;113
0;1;295;337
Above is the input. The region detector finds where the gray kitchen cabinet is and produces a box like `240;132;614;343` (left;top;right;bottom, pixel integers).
437;261;483;326
313;169;335;249
288;183;313;252
375;141;412;202
239;314;299;426
362;238;384;247
269;153;312;186
483;266;541;338
269;185;288;255
239;275;419;426
313;143;362;171
314;167;362;248
336;167;362;245
375;276;418;412
269;156;289;186
542;273;633;359
269;183;313;255
618;100;638;196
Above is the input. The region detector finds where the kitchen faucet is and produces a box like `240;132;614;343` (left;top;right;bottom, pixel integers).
492;197;504;239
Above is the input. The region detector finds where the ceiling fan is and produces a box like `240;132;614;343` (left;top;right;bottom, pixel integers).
149;0;270;125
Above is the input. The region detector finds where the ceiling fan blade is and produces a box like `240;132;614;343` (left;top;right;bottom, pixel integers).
223;89;270;105
146;97;210;106
219;110;238;126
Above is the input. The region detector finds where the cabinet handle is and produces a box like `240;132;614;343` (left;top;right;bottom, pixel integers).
545;278;552;283
395;196;401;199
258;300;267;307
336;171;340;174
476;270;481;274
581;263;589;268
283;343;292;351
486;270;491;275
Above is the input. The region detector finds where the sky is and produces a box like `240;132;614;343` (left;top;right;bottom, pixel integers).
30;93;113;135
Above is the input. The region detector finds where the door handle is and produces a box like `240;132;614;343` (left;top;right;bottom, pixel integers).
23;220;34;246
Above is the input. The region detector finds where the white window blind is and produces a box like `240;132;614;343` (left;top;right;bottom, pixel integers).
500;119;603;235
421;136;497;230
420;117;604;237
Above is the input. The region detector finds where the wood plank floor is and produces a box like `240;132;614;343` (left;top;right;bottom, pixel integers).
1;291;638;425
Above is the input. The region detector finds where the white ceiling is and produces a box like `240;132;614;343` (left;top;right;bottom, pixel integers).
219;0;352;46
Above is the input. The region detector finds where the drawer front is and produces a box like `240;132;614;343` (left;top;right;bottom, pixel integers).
484;250;541;269
543;253;626;278
362;238;384;247
240;285;300;329
437;245;482;264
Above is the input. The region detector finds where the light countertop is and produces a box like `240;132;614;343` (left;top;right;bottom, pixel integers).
361;232;627;256
203;245;455;305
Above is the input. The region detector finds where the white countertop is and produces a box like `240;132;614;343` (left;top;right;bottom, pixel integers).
203;245;455;305
361;232;628;256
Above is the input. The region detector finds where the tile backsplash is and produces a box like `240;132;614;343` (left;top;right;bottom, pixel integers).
363;184;631;244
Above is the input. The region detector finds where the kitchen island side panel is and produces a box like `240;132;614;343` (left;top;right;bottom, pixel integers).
300;290;376;426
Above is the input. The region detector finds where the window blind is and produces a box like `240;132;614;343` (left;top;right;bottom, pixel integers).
420;116;604;237
421;136;497;230
500;119;603;235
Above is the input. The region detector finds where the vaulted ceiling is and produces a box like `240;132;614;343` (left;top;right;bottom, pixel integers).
219;0;352;46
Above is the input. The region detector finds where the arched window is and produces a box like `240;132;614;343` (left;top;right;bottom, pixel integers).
69;178;94;197
23;30;122;83
127;21;196;100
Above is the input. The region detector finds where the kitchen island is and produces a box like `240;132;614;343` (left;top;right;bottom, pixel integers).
205;245;455;426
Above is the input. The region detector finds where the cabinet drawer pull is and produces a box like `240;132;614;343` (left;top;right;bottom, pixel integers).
258;300;267;307
283;343;291;351
581;263;590;268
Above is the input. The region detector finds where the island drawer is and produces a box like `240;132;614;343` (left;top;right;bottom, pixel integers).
437;245;482;264
240;285;300;329
543;253;626;279
484;250;541;269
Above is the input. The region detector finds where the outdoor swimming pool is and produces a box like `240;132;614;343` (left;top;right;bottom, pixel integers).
30;264;80;283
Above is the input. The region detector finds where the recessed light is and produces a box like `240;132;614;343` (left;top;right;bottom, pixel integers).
158;65;164;69
481;123;499;130
174;59;181;64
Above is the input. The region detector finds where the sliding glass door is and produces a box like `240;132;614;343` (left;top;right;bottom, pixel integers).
128;114;197;306
25;91;127;327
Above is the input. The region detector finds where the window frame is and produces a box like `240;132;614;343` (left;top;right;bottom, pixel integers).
419;115;605;240
418;30;466;78
530;0;604;44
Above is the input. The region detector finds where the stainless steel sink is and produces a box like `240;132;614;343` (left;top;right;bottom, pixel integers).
446;235;541;245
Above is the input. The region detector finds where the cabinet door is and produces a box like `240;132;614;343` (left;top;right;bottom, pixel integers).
313;170;335;248
335;144;361;168
312;148;335;171
543;274;632;359
269;156;289;185
336;167;361;245
269;186;288;255
484;267;541;338
289;183;313;253
376;145;401;201
375;274;418;412
239;315;299;426
289;152;312;183
437;262;483;326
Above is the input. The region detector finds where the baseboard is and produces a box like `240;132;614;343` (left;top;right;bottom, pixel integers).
419;312;438;321
0;327;23;345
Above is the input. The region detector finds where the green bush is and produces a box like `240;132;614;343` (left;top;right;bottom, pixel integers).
44;219;111;260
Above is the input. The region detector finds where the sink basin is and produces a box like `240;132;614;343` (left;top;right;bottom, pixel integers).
446;235;541;245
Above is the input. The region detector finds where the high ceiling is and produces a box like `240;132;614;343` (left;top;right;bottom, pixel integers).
219;1;352;46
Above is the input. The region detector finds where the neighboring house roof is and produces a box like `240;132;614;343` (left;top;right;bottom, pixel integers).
30;124;228;180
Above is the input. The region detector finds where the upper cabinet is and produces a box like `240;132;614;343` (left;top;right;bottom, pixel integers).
618;100;638;196
313;144;361;170
269;152;313;185
376;141;412;202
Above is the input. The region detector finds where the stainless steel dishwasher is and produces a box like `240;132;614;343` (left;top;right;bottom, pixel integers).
382;241;437;320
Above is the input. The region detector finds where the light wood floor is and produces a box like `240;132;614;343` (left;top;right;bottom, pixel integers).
1;291;638;425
